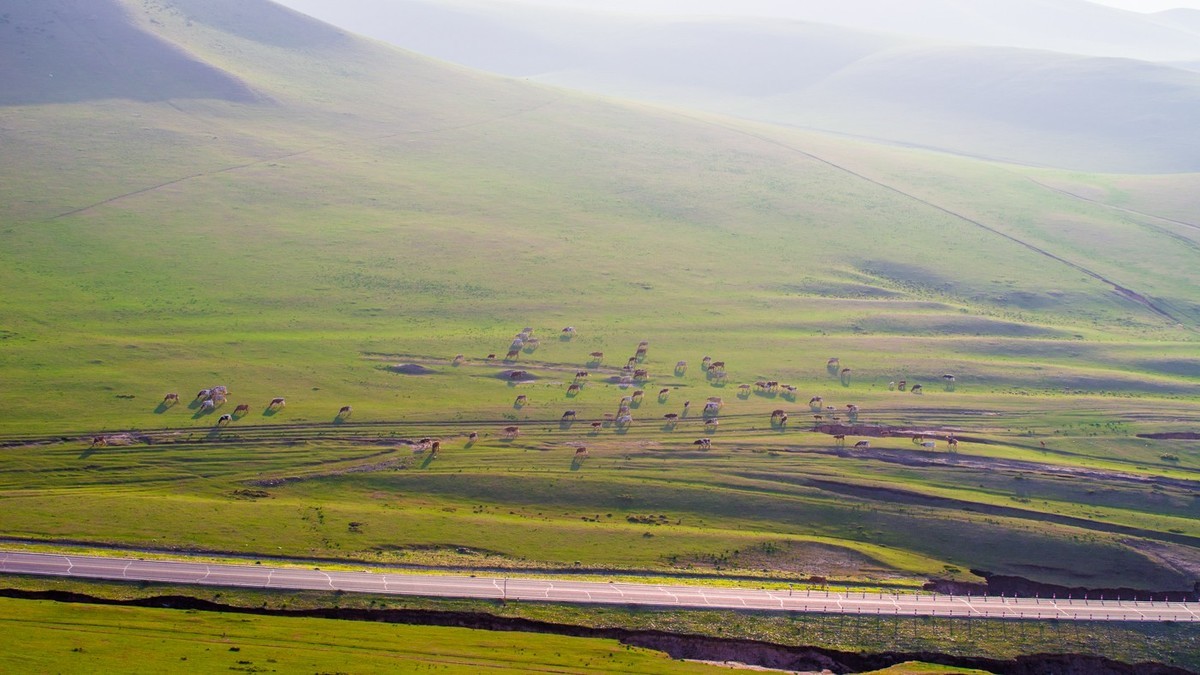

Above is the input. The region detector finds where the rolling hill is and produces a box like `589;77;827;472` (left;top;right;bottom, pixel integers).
270;0;1200;173
2;0;1200;614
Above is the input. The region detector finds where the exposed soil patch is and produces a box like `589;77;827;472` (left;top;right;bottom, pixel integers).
674;541;898;579
0;589;1189;675
496;370;538;382
387;363;438;375
1138;432;1200;440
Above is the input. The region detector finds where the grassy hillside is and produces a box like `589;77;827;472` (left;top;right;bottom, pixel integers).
0;0;1198;597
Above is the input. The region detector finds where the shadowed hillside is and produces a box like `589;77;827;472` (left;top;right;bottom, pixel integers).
0;0;261;105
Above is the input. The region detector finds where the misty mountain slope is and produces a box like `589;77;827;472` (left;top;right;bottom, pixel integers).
1152;9;1200;36
277;0;1200;173
784;46;1200;173
2;0;1198;340
487;0;1200;61
0;0;260;105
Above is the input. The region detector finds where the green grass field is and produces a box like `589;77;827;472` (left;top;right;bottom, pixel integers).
0;597;730;674
1;1;1199;667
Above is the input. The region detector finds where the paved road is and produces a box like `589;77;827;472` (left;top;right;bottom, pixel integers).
2;550;1196;622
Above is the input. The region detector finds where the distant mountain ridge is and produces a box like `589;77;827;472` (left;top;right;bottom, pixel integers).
275;0;1200;172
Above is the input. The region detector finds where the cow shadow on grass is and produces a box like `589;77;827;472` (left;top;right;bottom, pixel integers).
570;457;585;472
420;453;436;469
153;402;173;414
263;407;279;417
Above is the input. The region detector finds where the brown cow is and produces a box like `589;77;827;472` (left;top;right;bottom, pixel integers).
338;405;352;417
501;426;520;439
567;384;582;395
234;403;250;415
506;349;520;360
833;434;846;446
269;397;286;408
163;393;179;404
515;394;528;406
574;447;589;458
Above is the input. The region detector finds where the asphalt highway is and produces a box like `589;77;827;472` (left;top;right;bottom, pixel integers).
2;550;1196;622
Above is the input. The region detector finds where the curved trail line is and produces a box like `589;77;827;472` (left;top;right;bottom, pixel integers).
1;550;1194;622
50;93;564;221
679;114;1185;327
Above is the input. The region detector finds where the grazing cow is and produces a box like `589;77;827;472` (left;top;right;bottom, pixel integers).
771;409;785;419
453;354;465;364
897;380;907;392
591;421;603;431
574;447;588;458
217;414;232;426
562;410;577;420
196;389;211;400
575;371;590;381
658;388;671;398
200;400;215;412
943;374;955;382
701;356;712;369
1040;441;1046;448
487;353;496;359
778;414;788;426
693;438;711;449
626;357;638;368
888;381;896;391
912;434;925;444
911;384;923;394
501;426;520;439
269;397;286;408
212;385;228;396
854;440;870;448
468;432;479;442
948;437;959;451
709;361;725;371
163;393;179;404
809;396;823;408
562;326;576;336
90;436;107;448
234;404;250;415
739;383;752;392
704;418;718;428
210;394;226;407
683;400;691;409
846;404;859;414
616;414;633;427
509;370;528;380
515;394;528;406
675;360;688;374
338;405;352;417
506;349;520;360
567;384;582;395
589;351;604;362
638;340;649;348
633;369;648;380
663;413;679;424
632;389;645;401
813;414;823;421
619;375;633;386
703;402;720;415
833;434;846;446
840;368;851;375
827;358;840;367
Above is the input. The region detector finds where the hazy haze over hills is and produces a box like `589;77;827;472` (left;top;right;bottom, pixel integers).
271;0;1200;172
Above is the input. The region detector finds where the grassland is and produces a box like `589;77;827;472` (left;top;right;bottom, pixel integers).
0;596;731;674
0;1;1198;667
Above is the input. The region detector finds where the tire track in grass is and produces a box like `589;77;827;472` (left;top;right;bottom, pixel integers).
677;114;1188;328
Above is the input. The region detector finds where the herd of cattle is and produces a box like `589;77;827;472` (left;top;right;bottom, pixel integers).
102;326;956;455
